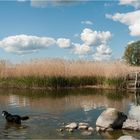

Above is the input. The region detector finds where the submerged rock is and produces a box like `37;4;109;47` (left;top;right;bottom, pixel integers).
122;119;140;130
68;128;74;132
88;127;94;131
96;108;127;131
65;122;78;129
117;135;137;140
81;131;92;136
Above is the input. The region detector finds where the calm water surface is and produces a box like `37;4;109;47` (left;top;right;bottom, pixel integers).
0;88;140;139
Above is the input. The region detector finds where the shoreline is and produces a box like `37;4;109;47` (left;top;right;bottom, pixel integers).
0;84;125;91
0;76;126;91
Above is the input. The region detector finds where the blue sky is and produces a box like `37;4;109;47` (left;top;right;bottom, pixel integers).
0;0;140;62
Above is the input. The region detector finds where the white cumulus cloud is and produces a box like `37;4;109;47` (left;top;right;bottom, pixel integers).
30;0;77;8
0;34;56;54
57;38;71;48
96;44;112;55
92;44;112;61
106;10;140;36
17;0;77;8
81;28;112;46
73;43;91;55
119;0;140;9
73;28;112;60
92;53;112;61
0;28;112;61
81;20;93;25
31;0;48;8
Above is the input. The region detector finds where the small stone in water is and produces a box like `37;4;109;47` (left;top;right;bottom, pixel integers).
78;125;88;130
65;122;78;129
88;127;94;131
59;128;63;132
68;128;74;132
79;122;89;126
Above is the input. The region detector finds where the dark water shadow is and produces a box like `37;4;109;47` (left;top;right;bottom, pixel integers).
0;122;29;139
4;122;29;130
0;88;128;101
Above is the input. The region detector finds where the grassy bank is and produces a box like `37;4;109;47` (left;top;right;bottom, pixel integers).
0;76;125;89
0;59;139;89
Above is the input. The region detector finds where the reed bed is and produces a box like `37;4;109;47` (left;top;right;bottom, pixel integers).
0;59;139;89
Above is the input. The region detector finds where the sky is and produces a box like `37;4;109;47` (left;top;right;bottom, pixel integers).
0;0;140;62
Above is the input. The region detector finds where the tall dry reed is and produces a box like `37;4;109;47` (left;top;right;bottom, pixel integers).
0;59;139;78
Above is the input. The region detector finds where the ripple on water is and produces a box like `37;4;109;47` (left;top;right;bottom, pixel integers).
1;124;28;139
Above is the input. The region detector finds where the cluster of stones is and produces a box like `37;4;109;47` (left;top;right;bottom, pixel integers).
58;108;140;139
96;108;139;140
59;122;94;136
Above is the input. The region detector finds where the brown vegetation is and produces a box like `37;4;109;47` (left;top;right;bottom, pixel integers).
0;59;139;89
0;59;139;78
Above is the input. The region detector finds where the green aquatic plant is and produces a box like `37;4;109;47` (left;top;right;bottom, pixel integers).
0;75;125;89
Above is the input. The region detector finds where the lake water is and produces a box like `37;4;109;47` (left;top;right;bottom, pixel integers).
0;88;140;139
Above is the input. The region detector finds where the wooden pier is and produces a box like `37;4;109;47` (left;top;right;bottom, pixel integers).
126;72;140;91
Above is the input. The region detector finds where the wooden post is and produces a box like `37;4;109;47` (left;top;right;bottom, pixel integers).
135;72;138;89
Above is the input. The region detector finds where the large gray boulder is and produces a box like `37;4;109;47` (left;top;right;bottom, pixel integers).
96;108;127;131
122;119;140;130
117;135;137;140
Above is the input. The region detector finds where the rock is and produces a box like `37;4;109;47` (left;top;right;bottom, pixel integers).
59;128;63;132
78;125;88;130
79;122;89;126
96;126;100;132
122;119;140;130
65;122;78;129
117;135;138;140
81;131;92;136
96;126;106;132
88;127;94;131
96;108;127;131
78;123;89;130
106;128;114;131
68;128;74;132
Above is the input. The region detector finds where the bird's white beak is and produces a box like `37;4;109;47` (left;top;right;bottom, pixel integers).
2;113;4;116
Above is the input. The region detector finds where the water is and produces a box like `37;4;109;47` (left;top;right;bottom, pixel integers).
0;88;140;139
